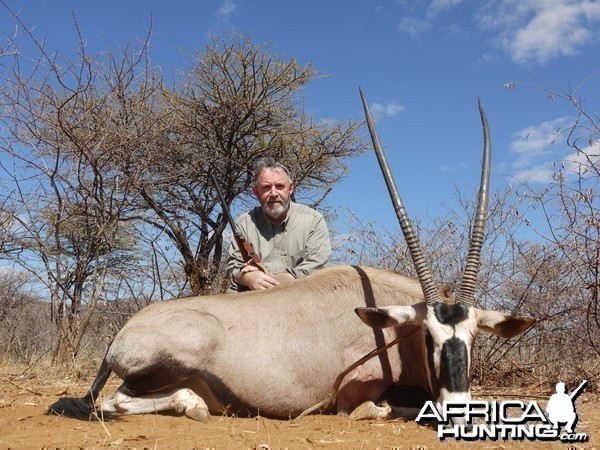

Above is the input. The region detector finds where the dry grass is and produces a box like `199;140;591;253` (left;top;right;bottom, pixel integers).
1;363;598;449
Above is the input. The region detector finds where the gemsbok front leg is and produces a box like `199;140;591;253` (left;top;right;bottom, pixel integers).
101;386;211;422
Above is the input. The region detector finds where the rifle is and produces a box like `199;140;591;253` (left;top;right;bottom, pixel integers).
210;173;273;276
569;380;588;400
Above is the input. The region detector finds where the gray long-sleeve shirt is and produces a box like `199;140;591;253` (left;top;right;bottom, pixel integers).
227;202;331;292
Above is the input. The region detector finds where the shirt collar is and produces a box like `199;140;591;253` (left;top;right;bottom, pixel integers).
262;201;295;231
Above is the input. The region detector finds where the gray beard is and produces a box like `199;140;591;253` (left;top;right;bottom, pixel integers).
262;198;291;222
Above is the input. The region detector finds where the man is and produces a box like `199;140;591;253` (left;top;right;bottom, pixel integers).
227;158;331;292
546;382;578;433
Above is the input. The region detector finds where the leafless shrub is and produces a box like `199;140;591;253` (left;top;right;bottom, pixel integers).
335;183;598;389
0;271;52;364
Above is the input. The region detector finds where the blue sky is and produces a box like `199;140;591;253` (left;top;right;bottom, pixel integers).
1;0;599;233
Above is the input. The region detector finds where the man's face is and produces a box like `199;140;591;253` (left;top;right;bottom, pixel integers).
252;168;293;223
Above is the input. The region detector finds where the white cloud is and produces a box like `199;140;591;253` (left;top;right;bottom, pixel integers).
513;161;556;184
427;0;463;18
478;52;500;65
563;141;600;176
439;162;467;173
370;101;407;120
509;117;600;183
445;22;470;39
394;0;599;64
476;0;600;65
216;0;236;20
398;16;432;38
510;117;572;169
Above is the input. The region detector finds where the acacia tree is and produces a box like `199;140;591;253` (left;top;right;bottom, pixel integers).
0;16;160;363
136;33;366;294
0;14;366;364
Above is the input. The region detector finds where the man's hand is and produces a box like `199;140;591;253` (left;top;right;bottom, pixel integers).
236;264;294;290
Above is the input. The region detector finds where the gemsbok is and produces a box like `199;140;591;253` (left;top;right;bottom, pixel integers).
49;90;535;423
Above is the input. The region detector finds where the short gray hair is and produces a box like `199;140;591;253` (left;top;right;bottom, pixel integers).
253;157;292;185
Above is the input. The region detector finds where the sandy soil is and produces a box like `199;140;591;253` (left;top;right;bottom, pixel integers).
0;365;597;449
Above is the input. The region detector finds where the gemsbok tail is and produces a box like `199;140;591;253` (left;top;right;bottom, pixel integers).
47;356;112;420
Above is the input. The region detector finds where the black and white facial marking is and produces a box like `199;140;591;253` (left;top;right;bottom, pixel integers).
423;301;476;407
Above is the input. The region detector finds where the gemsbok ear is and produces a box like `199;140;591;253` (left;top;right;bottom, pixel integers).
355;306;419;329
475;309;536;338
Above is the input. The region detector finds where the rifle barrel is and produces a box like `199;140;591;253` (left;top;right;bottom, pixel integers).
569;380;588;400
210;173;241;238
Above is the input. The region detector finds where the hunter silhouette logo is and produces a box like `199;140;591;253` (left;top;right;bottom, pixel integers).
416;379;589;442
546;380;587;435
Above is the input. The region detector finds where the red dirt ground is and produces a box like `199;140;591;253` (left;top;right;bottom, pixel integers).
0;365;597;449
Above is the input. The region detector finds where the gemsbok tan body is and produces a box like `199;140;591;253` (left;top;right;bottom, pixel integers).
49;91;535;423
